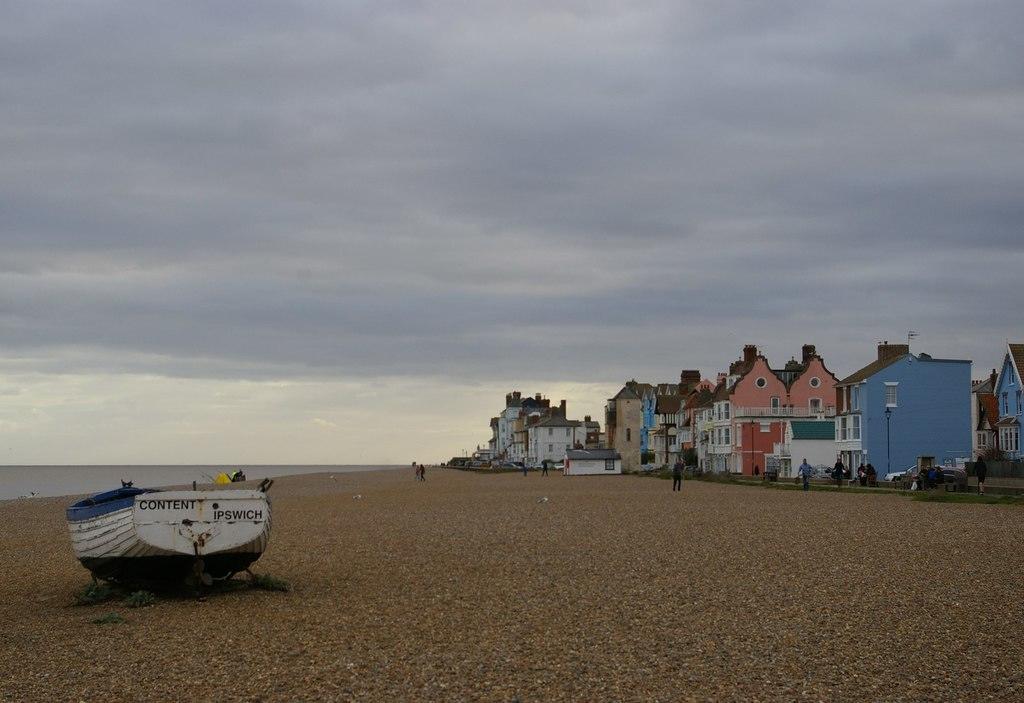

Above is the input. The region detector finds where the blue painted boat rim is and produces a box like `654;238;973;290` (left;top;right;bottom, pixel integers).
67;487;160;522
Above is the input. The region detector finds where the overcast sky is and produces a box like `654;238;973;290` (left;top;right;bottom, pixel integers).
2;1;1022;464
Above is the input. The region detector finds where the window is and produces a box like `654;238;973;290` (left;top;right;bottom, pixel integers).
852;415;861;440
1003;393;1009;415
724;402;730;419
548;444;553;452
755;377;767;388
548;428;553;436
605;459;616;471
760;422;770;433
1018;390;1022;413
809;377;821;388
626;428;631;442
851;386;860;411
885;383;898;407
565;428;570;437
1000;427;1019;453
809;398;822;412
840;416;847;441
770;396;780;414
724;428;731;445
978;432;988;447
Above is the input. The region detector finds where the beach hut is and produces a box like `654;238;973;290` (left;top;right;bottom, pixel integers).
564;449;622;476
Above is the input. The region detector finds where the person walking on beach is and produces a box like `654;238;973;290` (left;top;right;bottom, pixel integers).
672;459;684;492
412;462;418;481
541;462;549;477
523;462;529;477
833;459;845;488
797;458;813;491
975;456;988;495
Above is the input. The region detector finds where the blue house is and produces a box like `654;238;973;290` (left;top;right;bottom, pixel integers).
834;342;972;475
994;343;1024;459
640;387;656;456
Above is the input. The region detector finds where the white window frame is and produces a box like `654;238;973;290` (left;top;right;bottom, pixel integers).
885;382;899;408
852;414;861;440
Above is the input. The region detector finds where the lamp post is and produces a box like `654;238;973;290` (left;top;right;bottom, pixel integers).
885;407;893;475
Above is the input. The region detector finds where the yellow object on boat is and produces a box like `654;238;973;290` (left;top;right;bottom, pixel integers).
214;472;232;484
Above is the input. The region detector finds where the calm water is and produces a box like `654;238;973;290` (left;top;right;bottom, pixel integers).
0;465;403;500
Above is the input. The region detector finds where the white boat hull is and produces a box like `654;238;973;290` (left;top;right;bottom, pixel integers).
67;489;271;582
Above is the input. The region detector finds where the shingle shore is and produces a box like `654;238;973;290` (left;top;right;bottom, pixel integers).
1;469;1022;702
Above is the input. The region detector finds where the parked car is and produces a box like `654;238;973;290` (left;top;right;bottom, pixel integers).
900;465;967;491
883;469;907;483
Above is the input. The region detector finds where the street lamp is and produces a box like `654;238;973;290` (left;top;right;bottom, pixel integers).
885;407;893;475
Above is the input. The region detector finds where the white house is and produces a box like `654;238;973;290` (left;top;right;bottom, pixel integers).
527;416;584;465
565;449;622;475
772;419;836;477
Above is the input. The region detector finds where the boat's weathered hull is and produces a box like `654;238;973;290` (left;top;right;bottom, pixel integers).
67;488;271;583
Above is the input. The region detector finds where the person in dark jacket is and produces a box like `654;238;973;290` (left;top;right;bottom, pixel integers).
975;456;988;495
866;463;877;487
833;459;845;487
672;460;684;492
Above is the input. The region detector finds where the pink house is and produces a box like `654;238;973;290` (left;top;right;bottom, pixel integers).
716;345;838;475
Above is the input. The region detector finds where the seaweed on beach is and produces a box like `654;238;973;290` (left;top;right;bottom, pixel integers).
249;573;290;592
90;612;125;625
74;581;115;606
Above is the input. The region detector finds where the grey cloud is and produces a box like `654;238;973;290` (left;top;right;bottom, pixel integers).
1;0;1022;390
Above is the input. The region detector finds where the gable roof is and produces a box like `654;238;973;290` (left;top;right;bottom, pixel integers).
1010;343;1024;380
531;416;581;428
790;420;835;440
611;385;639;400
978;393;998;431
656;395;682;414
838;353;907;385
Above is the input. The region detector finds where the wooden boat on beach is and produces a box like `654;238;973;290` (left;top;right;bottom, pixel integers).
66;482;272;583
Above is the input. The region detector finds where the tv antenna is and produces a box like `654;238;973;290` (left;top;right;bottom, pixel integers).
907;330;919;350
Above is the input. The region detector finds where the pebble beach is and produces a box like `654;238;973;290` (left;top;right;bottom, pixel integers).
1;468;1023;702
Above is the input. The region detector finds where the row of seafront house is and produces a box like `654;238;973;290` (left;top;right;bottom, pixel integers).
479;392;604;467
474;341;1024;478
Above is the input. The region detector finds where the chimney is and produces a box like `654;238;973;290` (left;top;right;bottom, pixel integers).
680;369;701;386
534;393;541;401
505;393;512;406
584;415;591;422
743;344;757;365
802;344;816;364
512;391;521;400
991;369;998;388
877;341;910;362
559;399;567;416
717;372;727;383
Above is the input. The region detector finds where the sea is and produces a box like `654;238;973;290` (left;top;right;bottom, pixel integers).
0;465;403;501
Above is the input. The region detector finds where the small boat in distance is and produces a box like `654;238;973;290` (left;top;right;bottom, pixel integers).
67;480;273;584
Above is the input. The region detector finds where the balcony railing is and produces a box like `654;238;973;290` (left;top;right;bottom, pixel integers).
733;406;836;418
